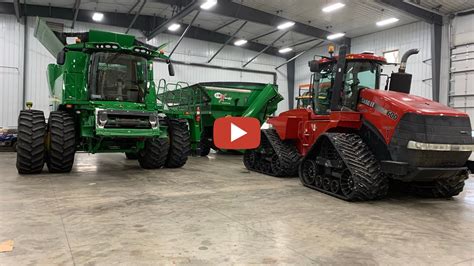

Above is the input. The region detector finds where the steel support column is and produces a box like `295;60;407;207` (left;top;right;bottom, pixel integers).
287;60;295;109
432;23;442;101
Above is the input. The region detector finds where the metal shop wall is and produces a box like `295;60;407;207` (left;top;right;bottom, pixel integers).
0;14;289;128
449;12;474;127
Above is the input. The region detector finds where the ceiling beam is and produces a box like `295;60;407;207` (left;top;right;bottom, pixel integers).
208;20;247;63
376;0;443;25
150;0;349;43
127;0;141;15
71;0;81;29
169;10;200;57
126;0;147;33
0;2;284;58
213;18;239;32
146;0;201;40
243;30;289;68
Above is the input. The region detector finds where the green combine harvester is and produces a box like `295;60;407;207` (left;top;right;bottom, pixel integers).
157;80;283;156
16;18;190;174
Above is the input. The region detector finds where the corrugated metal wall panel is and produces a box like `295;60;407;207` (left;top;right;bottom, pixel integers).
0;15;23;128
351;21;433;99
449;13;474;128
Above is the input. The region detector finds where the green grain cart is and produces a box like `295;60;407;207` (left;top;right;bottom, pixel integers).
16;18;190;174
157;80;283;156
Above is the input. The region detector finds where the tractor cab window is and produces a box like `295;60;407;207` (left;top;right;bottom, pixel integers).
342;61;380;110
89;52;147;103
313;63;335;115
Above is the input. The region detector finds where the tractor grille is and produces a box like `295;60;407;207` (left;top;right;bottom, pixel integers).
96;110;158;129
388;113;472;167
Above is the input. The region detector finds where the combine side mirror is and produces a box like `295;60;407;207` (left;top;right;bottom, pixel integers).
309;60;319;72
57;50;66;65
167;60;175;76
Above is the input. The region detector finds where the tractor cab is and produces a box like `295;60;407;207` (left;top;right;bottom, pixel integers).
307;49;386;115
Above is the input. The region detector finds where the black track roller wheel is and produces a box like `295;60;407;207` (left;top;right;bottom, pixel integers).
138;137;169;169
165;119;191;168
300;159;317;185
16;110;46;174
46;111;76;173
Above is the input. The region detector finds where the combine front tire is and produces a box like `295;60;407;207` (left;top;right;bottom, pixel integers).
138;138;169;169
165;119;191;168
46;111;76;173
409;170;468;198
16;110;46;174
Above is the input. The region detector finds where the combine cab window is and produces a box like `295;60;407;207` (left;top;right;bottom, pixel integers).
89;52;147;103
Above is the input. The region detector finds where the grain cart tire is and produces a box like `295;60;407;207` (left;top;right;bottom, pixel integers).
125;152;138;160
199;141;211;156
16;110;46;174
409;170;468;198
138;138;169;169
46;111;76;173
165;119;191;168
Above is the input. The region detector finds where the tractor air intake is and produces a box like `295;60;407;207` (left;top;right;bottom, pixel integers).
389;49;419;94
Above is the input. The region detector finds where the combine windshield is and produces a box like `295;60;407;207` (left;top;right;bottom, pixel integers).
89;52;147;103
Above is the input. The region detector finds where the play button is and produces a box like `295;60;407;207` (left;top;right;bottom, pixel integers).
231;123;247;142
213;117;261;150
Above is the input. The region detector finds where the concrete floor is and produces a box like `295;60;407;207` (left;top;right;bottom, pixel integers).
0;152;473;265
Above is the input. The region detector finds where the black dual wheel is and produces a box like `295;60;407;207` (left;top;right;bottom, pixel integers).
138;138;169;169
16;110;46;174
46;111;76;173
165;119;191;168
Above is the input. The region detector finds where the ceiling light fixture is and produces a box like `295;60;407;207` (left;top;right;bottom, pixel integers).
277;21;295;30
327;32;345;40
200;0;217;10
234;39;248;46
322;3;346;13
376;17;399;26
168;23;181;31
92;12;104;22
279;47;293;54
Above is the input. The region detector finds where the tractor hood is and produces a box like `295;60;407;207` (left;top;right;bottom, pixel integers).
359;89;468;117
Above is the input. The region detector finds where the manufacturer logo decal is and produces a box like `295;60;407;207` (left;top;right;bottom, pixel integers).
214;92;232;103
360;98;398;121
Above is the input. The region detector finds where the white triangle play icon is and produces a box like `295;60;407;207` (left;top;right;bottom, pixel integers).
230;123;247;142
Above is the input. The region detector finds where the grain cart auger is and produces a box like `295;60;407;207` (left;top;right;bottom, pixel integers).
244;45;474;201
16;18;190;174
157;81;283;156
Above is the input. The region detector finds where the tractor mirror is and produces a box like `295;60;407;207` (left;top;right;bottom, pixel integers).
57;50;66;65
168;61;175;76
309;60;319;72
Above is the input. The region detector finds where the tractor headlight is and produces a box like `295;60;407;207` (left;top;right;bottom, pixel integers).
149;115;158;128
98;112;107;128
407;140;474;151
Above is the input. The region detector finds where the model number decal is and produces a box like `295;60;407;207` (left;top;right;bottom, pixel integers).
361;98;398;121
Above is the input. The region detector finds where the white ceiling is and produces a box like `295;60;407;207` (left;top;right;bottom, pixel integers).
410;0;474;14
19;0;474;52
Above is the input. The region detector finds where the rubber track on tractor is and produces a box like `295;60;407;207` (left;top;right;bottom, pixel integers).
244;129;301;177
300;133;388;201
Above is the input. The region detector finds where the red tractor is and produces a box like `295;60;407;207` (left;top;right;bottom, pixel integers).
244;45;474;201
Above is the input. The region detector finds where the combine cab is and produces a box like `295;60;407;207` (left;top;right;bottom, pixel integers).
157;81;283;156
244;45;474;201
16;18;190;174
